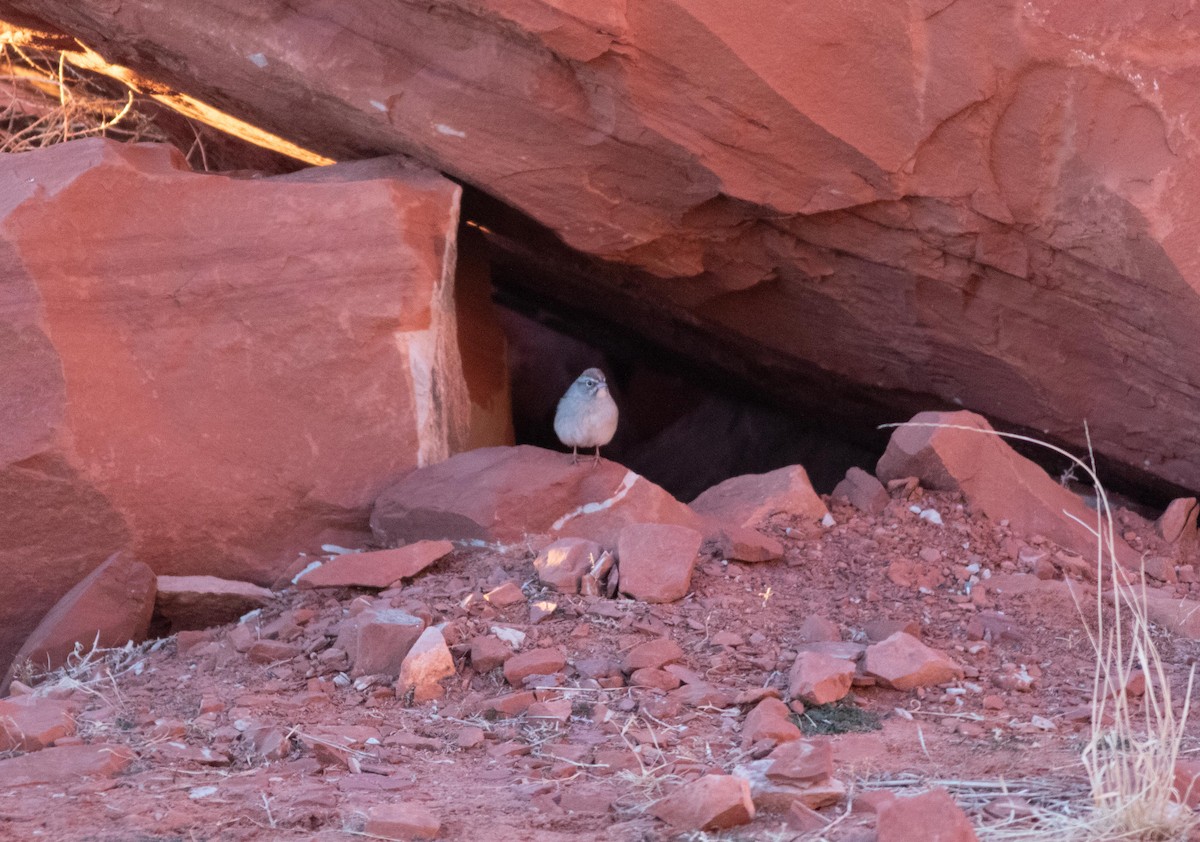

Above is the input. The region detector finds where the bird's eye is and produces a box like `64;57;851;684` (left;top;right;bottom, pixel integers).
583;379;595;387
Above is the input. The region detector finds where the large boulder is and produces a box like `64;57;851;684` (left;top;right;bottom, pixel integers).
371;445;704;548
0;139;477;671
12;2;1200;497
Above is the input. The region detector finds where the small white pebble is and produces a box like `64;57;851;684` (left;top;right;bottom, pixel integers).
920;509;944;525
189;786;219;800
821;513;836;528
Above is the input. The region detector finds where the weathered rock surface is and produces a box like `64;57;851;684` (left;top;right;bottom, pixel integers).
372;446;703;548
878;411;1138;567
0;743;135;787
832;467;890;516
16;0;1200;500
154;575;273;632
3;552;155;691
0;138;478;672
0;695;77;751
365;802;441;840
396;626;456;703
692;465;828;528
297;542;455;590
533;538;604;593
650;774;755;831
788;651;856;704
864;632;964;691
876;787;979;842
617;523;704;603
335;607;426;678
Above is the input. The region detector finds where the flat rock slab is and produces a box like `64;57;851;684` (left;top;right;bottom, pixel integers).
691;465;829;528
2;552;155;693
371;445;703;548
617;523;703;603
0;695;77;751
336;607;426;678
864;632;964;691
876;787;979;842
155;574;273;631
788;651;856;704
298;541;455;589
651;774;755;831
0;743;135;787
533;537;603;593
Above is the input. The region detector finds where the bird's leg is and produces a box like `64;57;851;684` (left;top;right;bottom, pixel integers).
571;446;579;465
592;446;601;467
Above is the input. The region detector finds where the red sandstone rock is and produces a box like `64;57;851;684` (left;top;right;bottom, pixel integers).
788;651;856;704
714;524;785;563
484;582;525;607
469;635;513;672
832;467;890;516
0;142;475;670
335;607;426;678
0;696;77;751
1157;498;1199;545
864;632;965;691
617;523;703;603
691;465;828;528
0;743;135;787
534;538;604;593
2;552;155;692
732;759;846;810
1138;591;1200;640
650;774;755;831
298;541;455;589
154;575;273;631
742;697;801;747
502;648;565;686
796;615;841;643
1173;758;1200;809
766;739;834;785
877;411;1138;567
876;788;979;842
621;638;685;673
365;802;441;839
396;626;456;703
372;446;702;547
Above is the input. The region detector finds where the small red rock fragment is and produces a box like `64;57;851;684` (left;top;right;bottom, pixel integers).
715;525;784;562
788;652;855;704
0;743;134;787
691;465;829;527
154;575;273;631
0;696;77;752
365;802;441;839
396;626;456;703
650;774;755;831
469;635;513;672
742;697;801;747
502;648;565;686
831;467;890;515
863;632;964;691
766;738;834;785
617;523;703;603
876;787;978;842
484;582;525;607
298;541;454;589
621;638;684;672
534;538;604;593
336;608;425;678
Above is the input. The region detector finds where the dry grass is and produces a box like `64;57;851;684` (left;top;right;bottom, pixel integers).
0;30;167;153
888;421;1199;841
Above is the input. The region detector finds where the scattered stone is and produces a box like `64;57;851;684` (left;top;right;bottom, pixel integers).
469;635;513;672
617;523;703;603
1139;591;1200;639
455;726;486;749
1143;556;1176;584
371;446;702;547
766;738;834;785
484;582;525;607
732;758;846;810
246;640;301;664
0;743;135;787
877;411;1137;568
795;641;866;661
503;648;565;686
650;774;755;831
863;633;964;691
863;619;921;642
527;699;572;723
797;615;841;643
629;668;681;691
486;691;537;716
691;465;829;527
297;541;454;589
528;600;557;623
1157;497;1198;545
534;538;604;593
1173;758;1200;808
2;552;156;693
966;611;1022;643
0;696;77;751
622;638;685;672
832;467;890;515
396;626;456;702
742;697;801;747
153;575;273;632
788;652;856;704
786;801;831;832
715;525;785;563
875;787;979;842
335;608;426;678
365;802;441;839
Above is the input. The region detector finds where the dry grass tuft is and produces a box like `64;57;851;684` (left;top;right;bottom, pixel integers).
887;421;1199;841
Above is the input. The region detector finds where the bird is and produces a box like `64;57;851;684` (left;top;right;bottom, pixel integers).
554;367;618;466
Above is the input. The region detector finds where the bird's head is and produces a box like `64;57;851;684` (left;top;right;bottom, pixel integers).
575;367;609;396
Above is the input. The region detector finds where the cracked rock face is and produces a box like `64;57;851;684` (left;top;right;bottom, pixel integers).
0;139;471;672
10;0;1200;491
